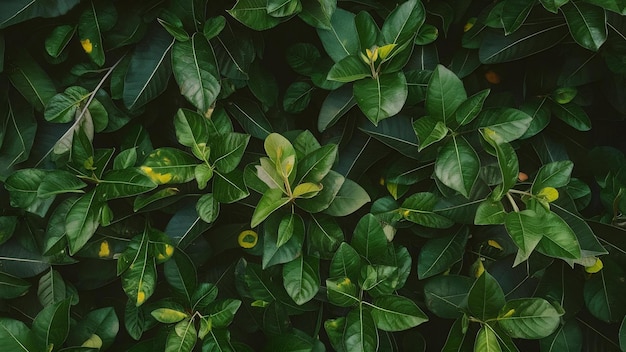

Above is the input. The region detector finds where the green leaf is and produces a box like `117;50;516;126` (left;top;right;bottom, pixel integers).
121;231;156;306
251;189;291;227
454;89;490;127
424;275;474;319
172;34;220;116
65;190;101;255
344;307;378;352
113;148;137;170
123;27;175;110
196;194;219;223
359;115;420;157
354;71;408;125
475;200;506;225
561;2;607;51
297;144;337;184
262;213;305;268
98;168;157;200
67;307;118;349
413;116;448;151
583;258;626;322
482;130;519;199
308;214;344;259
501;0;536;35
317;8;359;62
0;271;30;299
327;55;371;82
435;136;479;198
355;11;379;50
539;319;582;352
283;81;314;113
330;242;362;282
426;64;467;125
317;84;356;132
401;192;454;228
0;98;36;178
278;213;301;247
38;269;66;307
535;211;581;260
164;249;197;305
479;22;568;64
213;169;249;203
299;0;335;29
540;0;569;13
165;319;197;352
467;271;505;321
477;108;532;142
140;147;198;185
549;101;591;131
211;132;250;174
283;255;320;305
531;160;573;194
381;0;425;46
225;98;273;140
267;0;301;18
78;2;106;67
0;1;79;28
203;16;226;40
370;295;428;332
8;50;57;112
157;11;189;42
474;326;502;352
351;214;388;261
286;42;320;76
498;298;562;339
5;168;48;209
45;25;75;58
32;298;71;349
324;178;371;216
418;227;469;279
441;318;471;352
504;210;544;262
0;317;36;352
228;0;282;30
174;108;209;151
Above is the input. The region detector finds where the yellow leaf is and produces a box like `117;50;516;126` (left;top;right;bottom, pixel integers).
98;240;111;258
538;187;559;202
487;239;503;251
81;334;102;348
386;181;400;199
366;47;378;62
585;257;603;274
377;44;397;60
238;230;258;249
293;182;323;198
474;259;485;278
80;39;93;54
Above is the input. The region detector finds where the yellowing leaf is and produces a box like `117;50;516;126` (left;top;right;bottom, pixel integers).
377;43;397;60
501;308;515;318
81;334;102;348
366;46;379;62
238;230;258;248
538;187;559;202
137;291;146;305
585;257;603;274
140;166;173;184
292;182;323;198
80;39;93;54
98;240;111;258
474;259;485;278
151;308;189;323
488;239;503;250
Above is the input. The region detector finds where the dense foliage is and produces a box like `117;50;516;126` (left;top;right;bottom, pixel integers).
2;0;626;351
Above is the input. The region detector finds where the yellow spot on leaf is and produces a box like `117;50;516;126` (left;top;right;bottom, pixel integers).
340;277;351;287
238;230;258;249
585;257;603;274
402;209;411;218
98;241;110;258
80;39;93;54
488;240;503;250
140;166;173;184
156;244;174;261
137;291;146;305
501;309;516;318
538;187;559;203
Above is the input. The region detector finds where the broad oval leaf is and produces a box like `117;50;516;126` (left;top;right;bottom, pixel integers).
497;298;562;339
354;71;408;125
351;214;388;261
583;258;626;322
228;0;282;30
474;326;502;352
561;2;607;51
140;147;198;185
467;271;506;321
165;319;197;352
32;298;71;349
344;307;378;352
317;8;359;62
0;317;36;351
418;227;469;279
426;64;467;125
381;0;425;46
327;55;371;82
435;136;479;198
370;295;428;332
283;255;320;305
65;190;101;255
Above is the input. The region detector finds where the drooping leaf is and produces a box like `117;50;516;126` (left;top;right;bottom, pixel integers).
561;2;607;51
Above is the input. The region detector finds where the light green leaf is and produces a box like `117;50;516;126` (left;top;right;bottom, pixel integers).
504;210;544;262
497;298;562;339
475;199;506;225
172;34;220;116
123;27;175;110
418;227;468;279
283;255;320;305
561;2;607;51
65;190;101;255
296;144;337;184
228;0;282;30
413;116;447;151
324;178;370;216
0;317;36;352
327;55;371;82
278;213;301;247
474;326;502;352
344;307;378;352
481;130;519;199
150;308;188;324
370;295;428;331
435;136;479;198
251;189;291;227
426;64;467;125
354;71;407;125
531;160;573;194
165;319;197;352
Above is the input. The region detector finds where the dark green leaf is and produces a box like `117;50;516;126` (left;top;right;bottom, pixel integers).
324;178;370;216
65;190;101;255
78;2;106;67
418;227;469;279
539;319;582;352
226;98;273;140
381;0;425;46
454;89;490;127
413;116;447;151
426;64;467;124
32;298;71;349
67;307;118;349
549;101;591;131
497;298;562;339
317;8;359;62
435;136;479;198
0;317;36;351
330;242;362;282
228;0;282;30
424;275;474;319
327;55;370;82
477;108;532;142
0;271;30;299
164;249;197;305
211;132;250;174
401;192;454;228
98;168;157;200
0;0;80;29
561;2;607;51
501;0;536;35
8;51;57;112
583;258;626;322
283;255;320;305
351;214;388;261
283;81;314;113
370;295;428;332
299;0;335;29
354;71;408;125
45;25;75;58
165;319;196;352
467;271;505;320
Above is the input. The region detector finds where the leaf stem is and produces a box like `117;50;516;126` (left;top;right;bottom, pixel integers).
506;192;520;212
